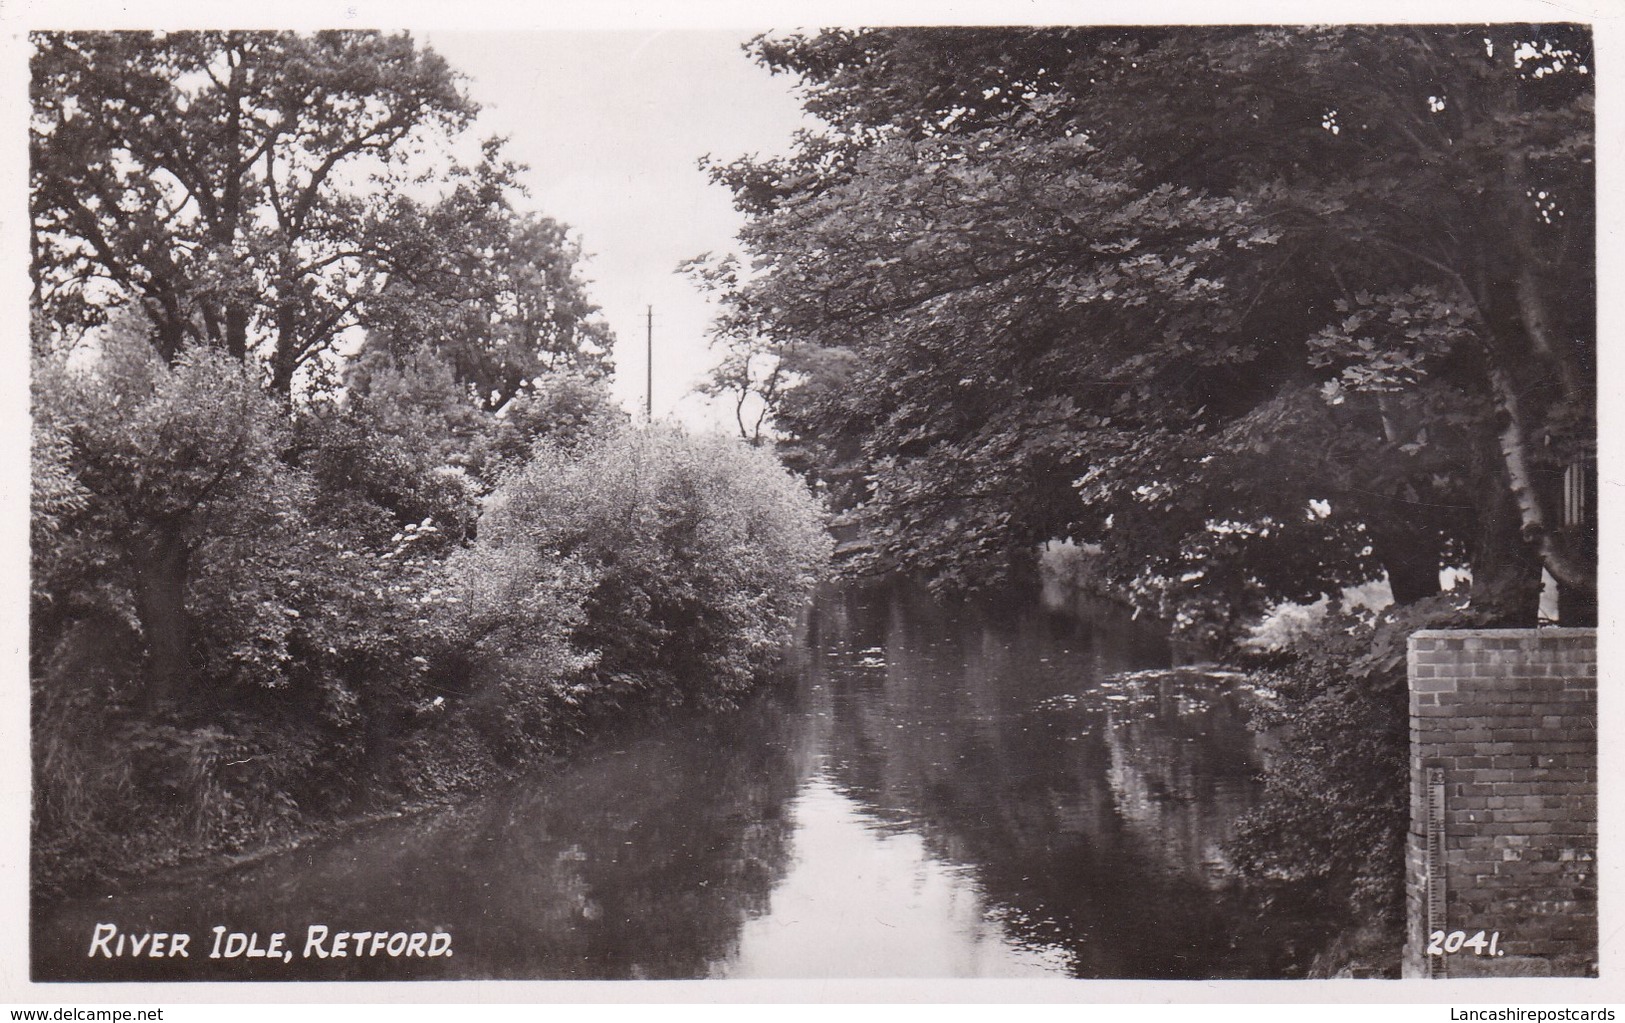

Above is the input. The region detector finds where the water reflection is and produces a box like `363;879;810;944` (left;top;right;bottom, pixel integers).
717;775;1066;978
33;694;808;981
778;584;1304;979
34;580;1323;981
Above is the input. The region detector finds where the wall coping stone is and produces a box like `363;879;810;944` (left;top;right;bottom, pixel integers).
1411;628;1597;640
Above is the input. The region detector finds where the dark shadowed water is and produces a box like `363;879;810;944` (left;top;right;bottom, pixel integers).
33;581;1331;981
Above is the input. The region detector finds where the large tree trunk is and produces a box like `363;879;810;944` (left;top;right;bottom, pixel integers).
269;300;299;396
132;532;193;712
1468;464;1543;627
150;305;188;364
1371;526;1443;606
225;303;249;360
1467;148;1596;619
1479;358;1594;611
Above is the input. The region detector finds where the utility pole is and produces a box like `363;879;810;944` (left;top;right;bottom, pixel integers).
645;304;653;423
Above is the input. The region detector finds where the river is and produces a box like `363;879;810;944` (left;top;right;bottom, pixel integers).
32;581;1331;981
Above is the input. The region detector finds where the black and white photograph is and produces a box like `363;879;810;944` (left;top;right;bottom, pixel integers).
9;0;1612;1002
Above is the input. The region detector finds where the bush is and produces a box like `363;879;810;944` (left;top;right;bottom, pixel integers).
31;337;483;887
31;339;308;706
485;372;626;472
464;425;831;720
433;541;596;760
1227;595;1499;957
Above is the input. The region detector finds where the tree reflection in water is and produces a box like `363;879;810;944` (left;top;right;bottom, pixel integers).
33;691;809;981
784;582;1331;979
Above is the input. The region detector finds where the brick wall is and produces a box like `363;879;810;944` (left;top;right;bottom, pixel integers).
1404;628;1597;978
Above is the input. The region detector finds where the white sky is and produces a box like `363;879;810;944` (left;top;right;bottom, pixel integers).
421;30;813;430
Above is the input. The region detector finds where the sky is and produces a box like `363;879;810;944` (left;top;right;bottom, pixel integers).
420;31;814;431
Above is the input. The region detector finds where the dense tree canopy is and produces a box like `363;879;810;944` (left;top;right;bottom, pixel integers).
32;31;615;400
34;336;295;706
31;31;476;393
708;24;1594;633
360;149;615;410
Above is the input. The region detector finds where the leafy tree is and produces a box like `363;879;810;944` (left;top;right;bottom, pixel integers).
705;27;1594;958
713;80;1353;604
31;30;475;394
28;32;642;889
33;325;499;880
362;149;616;410
335;344;501;486
709;25;1594;627
682;253;794;447
33;335;299;708
484;371;626;471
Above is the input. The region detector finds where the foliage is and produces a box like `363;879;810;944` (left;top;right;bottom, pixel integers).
681;253;795;447
470;426;832;719
34;329;475;886
33;335;299;699
434;541;596;760
324;345;497;501
31;336;321;882
32;342;825;889
1228;596;1497;934
30;30;476;394
33;31;617;405
337;346;624;492
29;29;833;903
689;28;1594;940
484;371;626;473
705;25;1594;628
30;416;87;599
361;149;616;409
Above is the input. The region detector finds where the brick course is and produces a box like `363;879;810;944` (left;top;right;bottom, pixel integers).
1403;628;1597;978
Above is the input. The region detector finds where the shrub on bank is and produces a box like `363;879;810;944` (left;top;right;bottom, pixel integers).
30;340;472;885
462;425;832;722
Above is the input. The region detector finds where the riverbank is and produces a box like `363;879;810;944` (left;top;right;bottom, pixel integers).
34;742;528;902
33;675;768;903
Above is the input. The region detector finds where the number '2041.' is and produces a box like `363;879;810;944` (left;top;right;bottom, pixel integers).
1427;930;1503;957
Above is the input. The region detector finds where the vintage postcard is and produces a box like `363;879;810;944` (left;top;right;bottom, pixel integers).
4;0;1619;1009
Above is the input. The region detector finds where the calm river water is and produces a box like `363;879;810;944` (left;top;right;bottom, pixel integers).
34;581;1331;981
